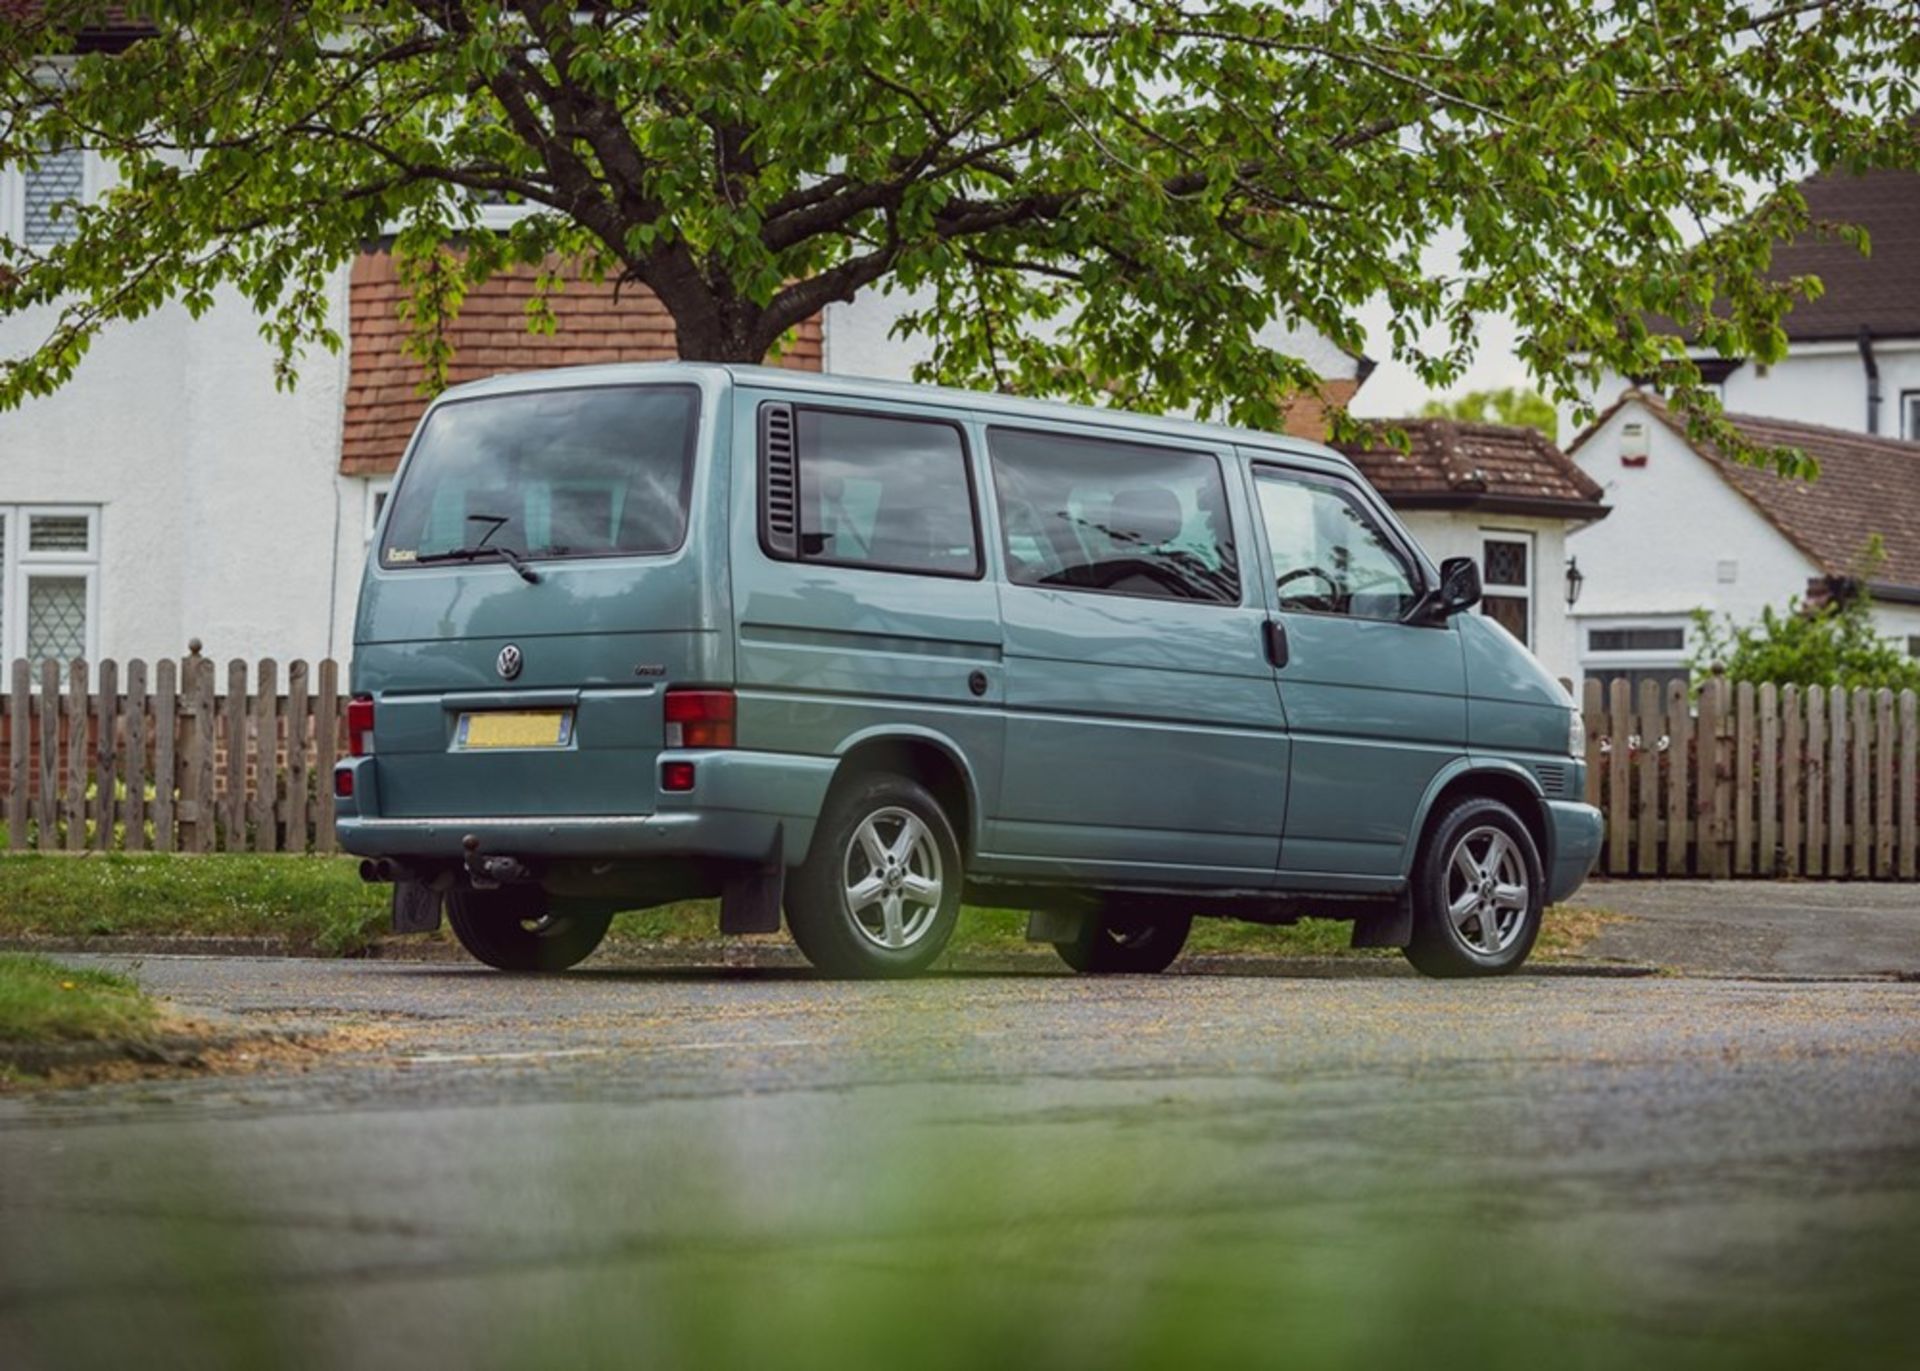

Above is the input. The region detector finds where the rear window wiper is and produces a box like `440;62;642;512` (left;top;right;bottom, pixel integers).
414;543;543;584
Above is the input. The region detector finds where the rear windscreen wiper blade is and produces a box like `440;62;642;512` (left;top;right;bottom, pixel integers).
414;543;542;584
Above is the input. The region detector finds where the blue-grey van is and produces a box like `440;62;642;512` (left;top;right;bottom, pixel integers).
337;364;1602;979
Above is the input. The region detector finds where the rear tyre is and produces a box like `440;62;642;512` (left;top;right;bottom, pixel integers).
786;772;962;979
1403;796;1543;979
445;885;613;972
1054;910;1193;975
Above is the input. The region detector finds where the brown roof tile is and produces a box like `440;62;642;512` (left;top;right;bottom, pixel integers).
1626;393;1920;591
1329;419;1607;518
342;249;821;475
1767;167;1920;343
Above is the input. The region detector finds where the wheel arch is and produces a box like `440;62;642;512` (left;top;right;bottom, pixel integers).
1402;759;1553;881
825;726;982;858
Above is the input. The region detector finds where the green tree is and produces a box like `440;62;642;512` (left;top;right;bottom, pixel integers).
1419;387;1557;436
2;2;1916;464
1690;586;1920;692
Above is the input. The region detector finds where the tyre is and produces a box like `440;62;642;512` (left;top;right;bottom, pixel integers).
445;885;613;972
1054;910;1193;975
785;772;962;979
1403;796;1544;979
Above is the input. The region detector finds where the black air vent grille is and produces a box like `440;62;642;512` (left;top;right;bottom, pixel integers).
1535;763;1569;797
760;402;798;558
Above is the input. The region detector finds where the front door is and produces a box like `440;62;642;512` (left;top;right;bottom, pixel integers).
983;423;1289;882
1246;461;1467;878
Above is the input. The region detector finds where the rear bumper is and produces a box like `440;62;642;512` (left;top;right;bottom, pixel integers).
1545;800;1604;904
334;749;835;867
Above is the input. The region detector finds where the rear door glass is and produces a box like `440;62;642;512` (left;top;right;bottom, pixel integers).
381;385;700;567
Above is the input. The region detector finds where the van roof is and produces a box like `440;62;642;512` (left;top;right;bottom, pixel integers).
433;361;1360;476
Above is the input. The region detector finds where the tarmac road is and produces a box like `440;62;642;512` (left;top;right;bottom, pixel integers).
2;956;1918;1369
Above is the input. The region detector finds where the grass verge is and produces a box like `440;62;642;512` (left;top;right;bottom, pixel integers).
0;853;1612;961
0;952;160;1046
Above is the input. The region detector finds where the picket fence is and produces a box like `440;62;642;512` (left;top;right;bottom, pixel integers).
0;652;1915;876
0;653;344;854
1582;677;1920;880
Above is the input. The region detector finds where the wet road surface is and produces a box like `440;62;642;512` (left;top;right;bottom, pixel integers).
3;956;1917;1369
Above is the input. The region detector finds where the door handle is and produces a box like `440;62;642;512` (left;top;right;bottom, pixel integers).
1263;619;1289;669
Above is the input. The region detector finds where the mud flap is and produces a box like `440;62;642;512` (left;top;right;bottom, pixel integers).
1350;892;1413;949
720;826;786;935
391;880;444;935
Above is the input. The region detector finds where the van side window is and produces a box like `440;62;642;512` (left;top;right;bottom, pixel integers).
986;428;1239;605
1253;472;1421;621
765;407;981;578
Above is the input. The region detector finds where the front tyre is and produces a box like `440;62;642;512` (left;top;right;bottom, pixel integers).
786;772;962;979
1404;797;1544;979
445;886;612;972
1054;911;1193;975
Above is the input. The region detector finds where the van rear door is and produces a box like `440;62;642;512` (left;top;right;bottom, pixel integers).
355;381;723;819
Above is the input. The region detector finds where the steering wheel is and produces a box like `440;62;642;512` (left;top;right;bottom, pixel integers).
1275;565;1341;612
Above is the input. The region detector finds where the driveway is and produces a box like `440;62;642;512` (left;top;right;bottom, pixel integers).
1565;879;1920;977
2;954;1916;1369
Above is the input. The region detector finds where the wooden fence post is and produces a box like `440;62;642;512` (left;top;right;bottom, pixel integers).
92;658;119;850
286;661;310;854
1733;680;1755;875
252;658;279;852
7;660;27;850
125;660;148;853
1851;688;1871;879
1606;679;1629;874
1758;683;1778;877
36;659;58;851
223;659;248;852
194;654;217;853
1635;679;1659;875
153;659;177;852
315;659;340;853
1900;690;1918;881
1705;677;1732;879
1876;689;1895;879
1828;686;1848;878
1665;679;1690;875
64;660;87;852
1805;686;1826;878
1780;684;1800;878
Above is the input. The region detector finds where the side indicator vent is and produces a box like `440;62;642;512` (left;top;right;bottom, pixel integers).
761;402;798;558
1535;763;1569;797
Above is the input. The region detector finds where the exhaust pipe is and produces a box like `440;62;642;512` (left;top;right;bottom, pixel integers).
360;857;400;884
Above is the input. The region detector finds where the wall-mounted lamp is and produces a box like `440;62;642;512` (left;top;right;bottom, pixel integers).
1565;556;1585;608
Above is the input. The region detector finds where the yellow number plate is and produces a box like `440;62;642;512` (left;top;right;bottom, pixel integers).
457;710;573;750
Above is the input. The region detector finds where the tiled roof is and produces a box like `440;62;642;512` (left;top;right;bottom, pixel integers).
1766;167;1920;342
343;249;821;475
1330;419;1607;518
1617;392;1920;592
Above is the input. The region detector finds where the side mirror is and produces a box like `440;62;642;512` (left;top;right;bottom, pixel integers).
1435;556;1482;617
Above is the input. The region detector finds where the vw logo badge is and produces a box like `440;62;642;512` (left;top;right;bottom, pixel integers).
496;644;523;681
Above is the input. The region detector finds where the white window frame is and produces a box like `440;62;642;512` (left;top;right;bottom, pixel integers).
1578;615;1692;689
1;145;101;249
1;505;103;665
1479;529;1535;649
1901;390;1920;442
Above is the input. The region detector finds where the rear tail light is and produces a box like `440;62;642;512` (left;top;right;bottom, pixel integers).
347;695;375;757
333;767;355;799
664;688;735;748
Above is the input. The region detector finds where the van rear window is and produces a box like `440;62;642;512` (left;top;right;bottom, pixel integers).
380;385;699;568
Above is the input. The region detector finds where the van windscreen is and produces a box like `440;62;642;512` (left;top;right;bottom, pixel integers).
380;385;700;568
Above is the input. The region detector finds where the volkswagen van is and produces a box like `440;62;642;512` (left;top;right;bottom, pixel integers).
337;364;1602;979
